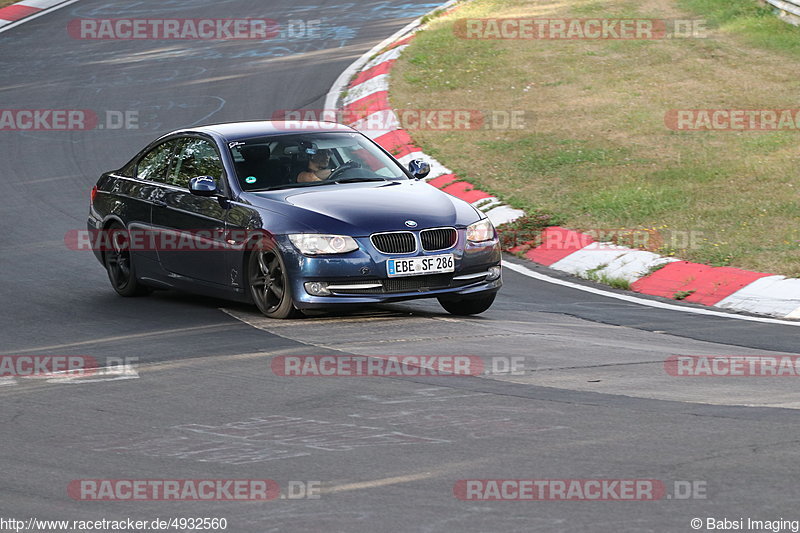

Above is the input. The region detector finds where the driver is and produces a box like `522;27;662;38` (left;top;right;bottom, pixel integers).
297;149;332;183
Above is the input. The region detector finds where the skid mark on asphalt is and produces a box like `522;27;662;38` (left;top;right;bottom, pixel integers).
2;322;236;354
0;365;140;388
0;346;317;396
70;0;247;17
323;471;436;493
221;306;711;370
320;457;496;495
221;308;800;409
17;174;84;185
354;387;489;405
348;403;568;439
86;414;450;466
221;307;537;351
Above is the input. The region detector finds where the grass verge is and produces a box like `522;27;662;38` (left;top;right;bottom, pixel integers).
390;0;800;277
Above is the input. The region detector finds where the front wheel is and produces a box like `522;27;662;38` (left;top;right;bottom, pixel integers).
248;247;302;319
437;292;497;316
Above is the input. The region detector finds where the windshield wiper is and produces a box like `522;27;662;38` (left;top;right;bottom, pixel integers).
332;177;387;183
252;181;337;192
249;177;388;192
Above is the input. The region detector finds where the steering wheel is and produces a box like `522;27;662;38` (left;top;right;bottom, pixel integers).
325;160;361;181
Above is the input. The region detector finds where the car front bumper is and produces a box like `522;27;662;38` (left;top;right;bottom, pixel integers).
276;233;502;310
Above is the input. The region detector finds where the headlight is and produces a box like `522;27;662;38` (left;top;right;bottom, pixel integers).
466;219;496;242
288;234;359;255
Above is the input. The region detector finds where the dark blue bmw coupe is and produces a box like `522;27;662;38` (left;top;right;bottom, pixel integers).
88;121;502;318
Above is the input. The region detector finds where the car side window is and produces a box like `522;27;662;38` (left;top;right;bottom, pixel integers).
136;141;175;182
168;138;224;189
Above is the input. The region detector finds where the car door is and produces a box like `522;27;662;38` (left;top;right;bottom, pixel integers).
118;139;178;264
150;136;231;285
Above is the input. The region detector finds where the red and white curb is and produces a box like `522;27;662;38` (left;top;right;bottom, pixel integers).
0;0;78;32
509;226;800;318
325;1;800;321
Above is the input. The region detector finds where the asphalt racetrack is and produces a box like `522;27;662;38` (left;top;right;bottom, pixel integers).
1;1;799;532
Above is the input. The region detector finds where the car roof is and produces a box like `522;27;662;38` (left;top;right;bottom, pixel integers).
174;120;357;141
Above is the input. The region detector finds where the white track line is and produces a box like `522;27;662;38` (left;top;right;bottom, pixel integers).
503;260;800;327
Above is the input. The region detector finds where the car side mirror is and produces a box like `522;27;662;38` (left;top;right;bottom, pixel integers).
189;176;218;197
408;159;431;180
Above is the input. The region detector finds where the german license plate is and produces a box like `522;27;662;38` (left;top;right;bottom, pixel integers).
387;254;454;277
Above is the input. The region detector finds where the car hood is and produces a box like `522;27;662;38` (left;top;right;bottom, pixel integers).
248;181;481;235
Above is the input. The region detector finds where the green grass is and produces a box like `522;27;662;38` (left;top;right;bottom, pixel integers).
679;0;800;56
480;137;635;174
645;261;672;276
568;184;689;222
673;289;697;300
391;0;800;277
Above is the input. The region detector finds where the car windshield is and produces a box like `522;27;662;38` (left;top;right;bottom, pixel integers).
228;132;409;192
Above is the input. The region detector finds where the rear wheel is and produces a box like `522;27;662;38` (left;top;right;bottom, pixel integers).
103;223;150;297
248;246;302;319
437;292;496;316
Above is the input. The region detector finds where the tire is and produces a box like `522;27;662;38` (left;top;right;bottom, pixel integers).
247;244;302;319
103;222;150;297
437;292;497;316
